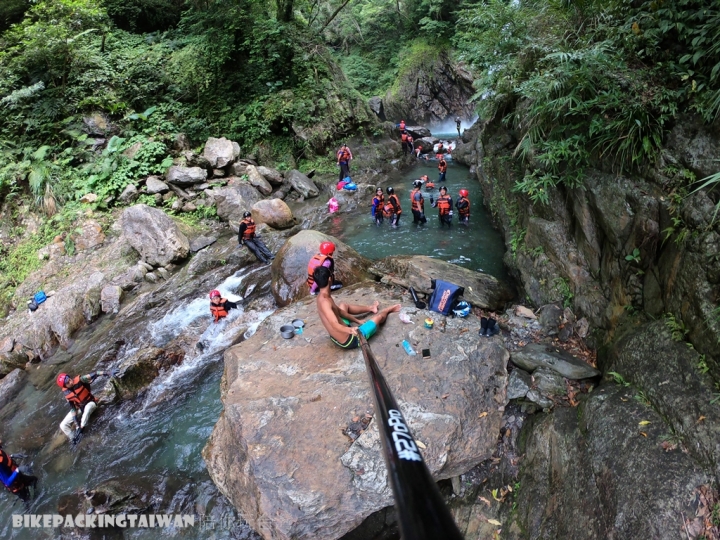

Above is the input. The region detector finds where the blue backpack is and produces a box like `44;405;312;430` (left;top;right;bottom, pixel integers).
428;280;465;316
343;182;357;191
34;291;47;304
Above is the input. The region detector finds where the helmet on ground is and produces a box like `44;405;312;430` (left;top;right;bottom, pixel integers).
413;180;422;188
209;289;221;299
320;241;336;255
459;189;469;197
56;373;69;388
386;187;394;194
452;301;471;318
243;211;251;218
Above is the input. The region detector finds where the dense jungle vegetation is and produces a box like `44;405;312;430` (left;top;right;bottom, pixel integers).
0;0;719;310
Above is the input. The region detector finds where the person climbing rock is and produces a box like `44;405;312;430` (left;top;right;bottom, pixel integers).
313;266;401;350
430;186;453;227
336;143;353;182
410;180;427;224
371;187;384;225
407;134;414;155
209;290;239;322
400;131;409;156
307;241;343;295
399;119;406;131
456;117;461;137
0;441;37;502
238;212;274;264
456;189;470;225
438;156;448;182
57;369;117;444
386;186;402;227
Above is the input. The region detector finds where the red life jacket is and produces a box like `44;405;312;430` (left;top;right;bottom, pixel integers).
307;254;334;287
63;376;96;409
210;298;230;322
401;133;408;143
389;194;402;215
438;160;447;173
437;195;452;215
457;197;470;217
410;189;424;212
338;148;351;162
241;218;256;240
382;202;395;218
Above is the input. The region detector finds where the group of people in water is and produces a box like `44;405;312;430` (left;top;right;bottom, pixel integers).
371;180;470;228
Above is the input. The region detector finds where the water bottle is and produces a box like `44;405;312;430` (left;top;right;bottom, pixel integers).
402;340;416;356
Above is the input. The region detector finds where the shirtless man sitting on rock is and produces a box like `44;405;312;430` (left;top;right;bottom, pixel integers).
313;266;401;350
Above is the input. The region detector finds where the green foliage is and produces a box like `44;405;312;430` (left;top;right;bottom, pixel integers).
554;276;574;308
102;0;183;32
608;371;630;387
625;248;641;264
665;313;689;342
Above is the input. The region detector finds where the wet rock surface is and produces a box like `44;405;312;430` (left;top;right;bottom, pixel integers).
204;282;510;540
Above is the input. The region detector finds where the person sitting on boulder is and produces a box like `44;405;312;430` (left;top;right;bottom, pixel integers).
209;289;239;322
313;266;400;350
57;369;117;444
238;211;274;264
307;241;343;295
0;441;37;502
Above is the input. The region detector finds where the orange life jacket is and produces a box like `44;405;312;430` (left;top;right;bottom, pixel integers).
210;298;230;322
338;148;351;162
425;182;435;189
457;197;470;217
438;160;447;173
410;189;424;212
241;218;256;240
307;254;334;287
389;194;402;215
401;133;408;143
382;202;395;218
437;195;452;215
63;376;96;409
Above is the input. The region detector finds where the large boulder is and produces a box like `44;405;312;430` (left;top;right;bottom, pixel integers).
112;346;184;400
166;166;208;185
0;351;28;378
270;230;372;306
73;219;105;252
245;165;273;195
286;170;319;198
202;137;240;169
120;205;190;266
204;282;510;540
211;184;263;223
145;176;169;194
369;255;513;310
405;126;431;139
256;166;284;186
251;199;295;230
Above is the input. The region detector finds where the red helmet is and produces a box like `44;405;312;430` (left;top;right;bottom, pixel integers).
209;289;221;299
320;241;336;255
56;373;69;388
459;189;469;197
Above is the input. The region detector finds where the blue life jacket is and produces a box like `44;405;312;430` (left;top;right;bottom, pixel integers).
0;467;18;488
343;182;357;191
428;280;465;316
34;291;47;304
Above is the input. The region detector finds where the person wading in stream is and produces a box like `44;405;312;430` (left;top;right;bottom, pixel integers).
456;189;471;225
238;212;274;264
307;241;343;295
313;266;401;350
0;441;37;502
209;289;239;322
438;156;448;182
336;143;353;182
430;186;453;227
410;180;427;224
386;187;402;227
371;187;384;225
57;370;117;444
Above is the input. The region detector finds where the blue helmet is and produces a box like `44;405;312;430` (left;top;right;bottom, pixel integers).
452;301;471;318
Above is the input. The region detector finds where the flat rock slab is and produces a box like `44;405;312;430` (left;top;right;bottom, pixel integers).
511;343;600;379
369;255;513;310
204;282;509;540
189;235;218;253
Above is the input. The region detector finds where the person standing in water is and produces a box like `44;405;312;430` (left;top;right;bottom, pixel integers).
0;441;37;502
386;186;402;227
313;266;401;350
456;189;470;225
438;156;448;182
371;187;384;225
410;180;427;224
430;186;453;227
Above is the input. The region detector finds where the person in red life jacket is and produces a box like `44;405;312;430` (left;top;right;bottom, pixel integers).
238;212;274;264
307;241;344;295
371;187;384;225
420;174;435;190
336;143;353;182
0;441;37;502
456;189;471;225
410;180;427;224
399;120;406;131
386;186;402;227
438;156;448;182
57;369;116;443
430;185;453;227
400;131;409;156
314;266;400;350
209;289;239;322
